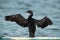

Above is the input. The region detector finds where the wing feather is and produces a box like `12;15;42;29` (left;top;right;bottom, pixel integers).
15;14;28;27
34;16;53;28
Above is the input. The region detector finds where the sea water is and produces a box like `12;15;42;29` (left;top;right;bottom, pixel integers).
0;0;60;37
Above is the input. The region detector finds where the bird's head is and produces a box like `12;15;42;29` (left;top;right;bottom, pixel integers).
26;10;33;15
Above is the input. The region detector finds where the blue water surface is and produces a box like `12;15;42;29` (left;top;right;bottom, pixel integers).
0;0;60;37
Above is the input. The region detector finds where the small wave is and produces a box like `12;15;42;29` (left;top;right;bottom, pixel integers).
47;28;60;30
18;2;32;7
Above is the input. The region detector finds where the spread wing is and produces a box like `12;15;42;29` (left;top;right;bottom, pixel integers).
15;14;53;28
15;14;28;27
33;16;53;28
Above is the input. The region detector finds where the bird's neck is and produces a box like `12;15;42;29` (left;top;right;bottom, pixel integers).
28;13;33;20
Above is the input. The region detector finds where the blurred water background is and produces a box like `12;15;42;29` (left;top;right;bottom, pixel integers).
0;0;60;37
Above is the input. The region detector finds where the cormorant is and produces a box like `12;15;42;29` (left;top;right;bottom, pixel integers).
5;10;53;37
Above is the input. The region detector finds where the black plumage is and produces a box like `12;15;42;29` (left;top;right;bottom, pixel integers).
5;10;53;37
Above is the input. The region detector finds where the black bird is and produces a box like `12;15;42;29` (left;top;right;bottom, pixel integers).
5;10;53;37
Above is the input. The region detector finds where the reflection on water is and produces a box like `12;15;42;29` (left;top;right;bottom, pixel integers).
0;0;60;37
